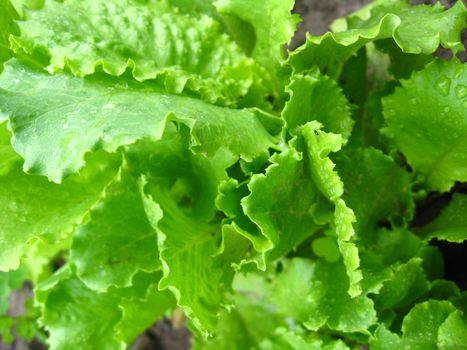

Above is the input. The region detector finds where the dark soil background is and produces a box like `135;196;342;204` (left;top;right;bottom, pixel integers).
1;1;466;349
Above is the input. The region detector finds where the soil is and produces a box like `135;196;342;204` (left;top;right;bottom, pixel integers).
1;1;466;349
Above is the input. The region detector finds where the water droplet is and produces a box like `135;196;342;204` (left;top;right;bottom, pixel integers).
409;98;417;105
435;76;451;96
62;124;69;130
443;106;450;113
455;84;466;99
102;103;115;114
117;81;128;89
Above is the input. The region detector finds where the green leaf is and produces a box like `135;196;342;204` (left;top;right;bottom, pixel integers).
333;200;362;297
168;0;218;19
71;167;159;291
11;0;271;105
335;147;414;242
0;315;14;343
339;1;466;54
36;267;172;350
270;258;376;334
302;122;344;201
115;272;175;344
438;311;467;350
302;121;362;296
282;70;353;139
217;223;260;272
374;257;429;311
258;330;350;350
0;125;119;271
242;121;363;294
20;237;71;284
196;286;285;350
383;59;467;191
141;185;230;334
242;147;321;263
216;179;258;233
0;122;19;175
371;300;457;350
357;227;425;295
288;1;467;79
135;130;240;334
338;46;368;108
419;193;467;243
370;228;422;266
0;0;19;71
375;39;434;80
312;236;340;263
214;0;299;71
9;0;44;17
428;279;460;302
0;59;274;183
215;179;264;269
37;267;125;350
197;272;351;350
358;251;393;295
347;82;395;150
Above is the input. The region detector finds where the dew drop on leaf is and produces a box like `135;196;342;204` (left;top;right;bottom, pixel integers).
454;84;466;99
102;103;115;114
434;76;451;96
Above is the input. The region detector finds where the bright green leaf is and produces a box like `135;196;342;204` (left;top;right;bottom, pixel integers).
242;147;320;263
302;122;344;201
419;193;467;243
0;127;119;271
335;147;414;242
0;59;274;183
116;272;175;344
258;329;350;350
302;121;362;296
135;132;239;334
0;315;14;343
0;0;19;71
71;168;159;291
283;71;353;139
371;300;457;350
215;0;299;71
270;258;376;333
288;1;466;78
383;59;467;191
11;0;272;105
195;288;285;350
374;257;429;311
438;311;467;350
36;267;171;350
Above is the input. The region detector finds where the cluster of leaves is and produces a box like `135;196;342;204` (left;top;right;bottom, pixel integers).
0;0;466;349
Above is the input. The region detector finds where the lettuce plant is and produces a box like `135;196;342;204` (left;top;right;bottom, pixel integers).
0;0;466;349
